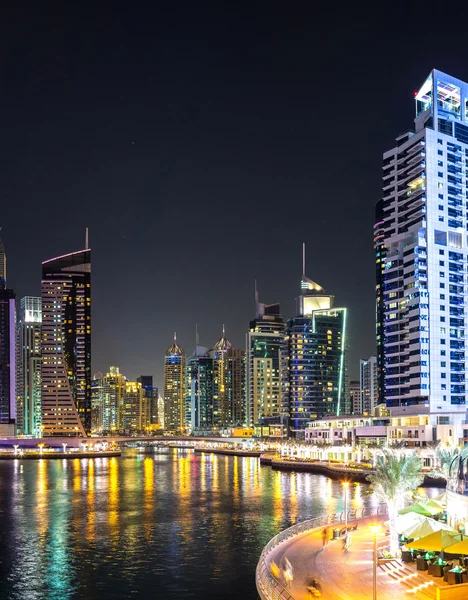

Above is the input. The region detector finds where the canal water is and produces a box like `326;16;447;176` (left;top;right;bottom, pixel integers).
0;448;437;600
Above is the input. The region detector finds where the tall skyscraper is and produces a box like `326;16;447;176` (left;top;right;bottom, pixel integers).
16;297;42;436
123;380;147;431
377;69;468;437
164;334;186;432
41;247;91;436
281;250;347;437
0;280;16;431
101;366;126;431
360;356;378;414
91;372;104;433
246;296;285;426
349;380;361;414
226;348;245;426
186;341;214;432
137;375;156;426
210;327;231;427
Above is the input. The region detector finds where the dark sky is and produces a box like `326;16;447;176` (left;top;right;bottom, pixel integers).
3;3;468;390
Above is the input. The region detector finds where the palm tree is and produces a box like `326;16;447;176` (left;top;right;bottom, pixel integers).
364;441;382;468
429;447;463;480
366;450;424;555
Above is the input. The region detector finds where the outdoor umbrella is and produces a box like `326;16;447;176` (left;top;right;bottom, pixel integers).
391;513;427;535
399;502;442;517
432;492;447;506
406;530;462;552
403;518;455;540
442;539;468;555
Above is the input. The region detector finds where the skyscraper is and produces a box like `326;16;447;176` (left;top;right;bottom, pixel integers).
41;248;91;436
137;375;156;427
101;366;126;431
16;297;42;436
281;251;347;437
378;69;468;437
360;356;378;414
0;280;16;432
123;380;147;431
164;334;186;432
210;327;231;427
226;348;245;426
186;341;214;432
246;297;285;427
91;373;103;433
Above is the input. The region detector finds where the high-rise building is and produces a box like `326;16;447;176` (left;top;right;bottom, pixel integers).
101;366;126;431
360;356;378;414
226;348;245;426
157;394;165;429
123;380;147;431
281;254;347;437
246;297;285;426
0;229;6;283
0;280;16;431
16;297;42;436
349;380;361;414
41;248;91;436
377;69;468;438
186;342;214;432
164;334;186;432
210;327;232;427
91;373;104;433
137;375;155;427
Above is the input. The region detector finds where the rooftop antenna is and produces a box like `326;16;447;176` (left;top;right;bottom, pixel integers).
302;242;306;277
196;323;199;345
174;331;177;342
85;227;89;250
222;323;225;337
254;279;259;304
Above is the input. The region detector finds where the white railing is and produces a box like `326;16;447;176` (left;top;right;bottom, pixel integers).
256;504;388;600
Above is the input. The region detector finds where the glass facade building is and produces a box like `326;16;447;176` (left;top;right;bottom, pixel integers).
281;275;347;437
0;281;16;427
16;296;42;436
164;335;186;432
377;69;468;439
41;249;91;436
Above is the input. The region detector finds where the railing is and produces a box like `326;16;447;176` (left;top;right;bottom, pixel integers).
256;504;388;600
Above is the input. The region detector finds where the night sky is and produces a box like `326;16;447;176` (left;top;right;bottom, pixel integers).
3;4;468;390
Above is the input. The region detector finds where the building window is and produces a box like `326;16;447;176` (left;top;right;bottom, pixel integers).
438;171;444;177
440;294;445;299
439;216;444;222
439;205;444;211
438;160;444;167
438;149;443;155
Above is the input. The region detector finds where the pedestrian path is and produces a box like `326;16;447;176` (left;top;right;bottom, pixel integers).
266;515;440;599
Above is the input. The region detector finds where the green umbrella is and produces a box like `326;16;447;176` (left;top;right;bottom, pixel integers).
399;502;442;517
403;518;455;540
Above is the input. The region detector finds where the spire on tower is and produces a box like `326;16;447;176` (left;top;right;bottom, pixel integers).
302;242;306;277
85;227;89;250
196;324;199;345
174;331;177;342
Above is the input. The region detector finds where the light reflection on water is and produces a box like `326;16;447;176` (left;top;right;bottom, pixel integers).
0;449;443;600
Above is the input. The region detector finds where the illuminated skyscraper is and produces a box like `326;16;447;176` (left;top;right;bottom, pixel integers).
16;297;42;436
246;296;285;426
101;366;126;431
41;248;91;436
226;348;245;426
137;375;157;426
123;380;147;431
378;69;468;438
186;341;214;432
0;281;15;431
91;372;104;433
349;380;361;414
282;249;347;437
164;333;186;431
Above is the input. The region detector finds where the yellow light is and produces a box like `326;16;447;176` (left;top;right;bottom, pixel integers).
342;480;350;488
369;523;381;535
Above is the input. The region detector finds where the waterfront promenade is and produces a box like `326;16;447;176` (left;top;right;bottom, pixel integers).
259;513;464;600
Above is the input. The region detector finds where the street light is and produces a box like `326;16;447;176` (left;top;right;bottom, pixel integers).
342;480;350;532
369;523;381;600
13;444;19;456
38;443;44;456
62;443;67;454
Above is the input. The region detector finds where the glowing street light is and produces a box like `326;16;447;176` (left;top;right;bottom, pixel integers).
369;523;382;600
13;444;19;456
62;443;67;454
342;480;350;532
38;443;44;456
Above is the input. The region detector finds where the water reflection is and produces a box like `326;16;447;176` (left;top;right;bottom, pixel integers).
0;449;441;600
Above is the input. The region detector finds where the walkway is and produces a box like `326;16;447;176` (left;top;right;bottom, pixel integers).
266;515;441;600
